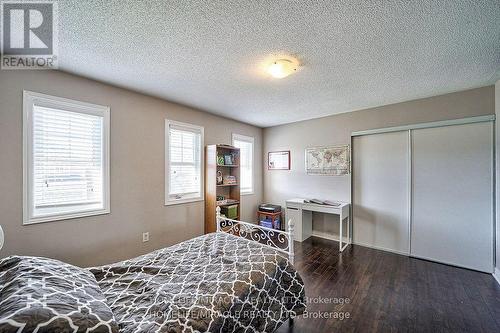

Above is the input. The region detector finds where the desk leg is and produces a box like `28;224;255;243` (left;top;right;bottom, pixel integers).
347;214;351;245
339;215;350;252
339;214;343;252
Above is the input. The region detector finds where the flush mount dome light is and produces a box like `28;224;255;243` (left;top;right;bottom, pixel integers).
267;59;298;79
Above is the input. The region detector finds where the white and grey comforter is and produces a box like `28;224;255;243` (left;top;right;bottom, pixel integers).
89;232;306;333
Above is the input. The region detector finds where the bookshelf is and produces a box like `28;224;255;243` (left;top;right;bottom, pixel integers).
205;144;241;233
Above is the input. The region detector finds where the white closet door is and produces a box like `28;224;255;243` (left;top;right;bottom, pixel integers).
353;131;410;254
411;122;493;273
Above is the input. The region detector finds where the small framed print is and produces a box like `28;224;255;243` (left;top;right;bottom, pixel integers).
268;151;290;170
224;154;233;165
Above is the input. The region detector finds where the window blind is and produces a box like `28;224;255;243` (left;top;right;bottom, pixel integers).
32;105;104;216
233;136;253;194
168;124;202;200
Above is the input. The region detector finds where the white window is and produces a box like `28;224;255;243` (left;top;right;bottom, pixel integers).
23;91;110;224
232;134;254;195
165;120;204;205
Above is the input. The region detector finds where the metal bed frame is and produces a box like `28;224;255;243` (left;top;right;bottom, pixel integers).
216;206;295;264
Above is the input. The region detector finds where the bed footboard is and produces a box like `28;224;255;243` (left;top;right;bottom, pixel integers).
216;206;295;264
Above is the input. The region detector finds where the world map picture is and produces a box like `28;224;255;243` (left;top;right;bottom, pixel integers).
305;145;350;175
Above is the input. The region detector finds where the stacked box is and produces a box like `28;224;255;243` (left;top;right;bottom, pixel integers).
222;205;238;219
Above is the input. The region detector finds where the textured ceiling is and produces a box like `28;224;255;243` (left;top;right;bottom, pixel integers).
58;0;500;127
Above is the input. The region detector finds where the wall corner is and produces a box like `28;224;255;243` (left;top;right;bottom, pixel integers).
495;80;500;274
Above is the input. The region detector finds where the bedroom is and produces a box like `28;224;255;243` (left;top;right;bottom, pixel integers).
0;1;499;332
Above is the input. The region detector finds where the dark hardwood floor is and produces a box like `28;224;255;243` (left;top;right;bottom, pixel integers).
277;237;500;333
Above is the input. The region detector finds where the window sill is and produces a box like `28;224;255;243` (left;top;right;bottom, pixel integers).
241;191;254;196
165;198;204;206
24;208;110;225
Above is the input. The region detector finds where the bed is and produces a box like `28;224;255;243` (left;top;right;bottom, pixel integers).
0;210;306;333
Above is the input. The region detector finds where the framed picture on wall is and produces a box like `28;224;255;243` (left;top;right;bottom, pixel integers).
268;151;290;170
305;144;350;175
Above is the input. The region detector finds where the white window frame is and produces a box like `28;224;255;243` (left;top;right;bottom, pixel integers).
232;133;254;195
165;119;204;205
23;90;111;225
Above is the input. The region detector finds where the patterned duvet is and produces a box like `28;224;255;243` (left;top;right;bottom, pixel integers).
89;232;306;333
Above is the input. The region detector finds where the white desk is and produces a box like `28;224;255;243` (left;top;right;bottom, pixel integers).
285;199;351;252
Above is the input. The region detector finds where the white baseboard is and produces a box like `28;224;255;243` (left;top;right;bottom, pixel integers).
351;241;409;256
307;233;408;256
494;267;500;286
410;253;493;273
307;235;499;275
311;231;349;243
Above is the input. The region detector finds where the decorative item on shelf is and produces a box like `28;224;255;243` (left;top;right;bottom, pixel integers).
268;151;291;170
223;175;237;185
224;154;234;165
216;171;223;185
221;204;238;219
217;155;225;166
305;144;350;175
216;195;227;206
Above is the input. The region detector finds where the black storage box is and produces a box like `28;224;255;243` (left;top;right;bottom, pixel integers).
258;204;281;213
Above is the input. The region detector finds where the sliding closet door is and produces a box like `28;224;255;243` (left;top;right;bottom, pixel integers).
411;122;493;273
353;131;410;254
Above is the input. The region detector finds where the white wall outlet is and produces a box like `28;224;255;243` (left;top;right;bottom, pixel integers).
142;232;149;242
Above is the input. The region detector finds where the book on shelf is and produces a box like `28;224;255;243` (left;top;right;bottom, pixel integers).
216;199;239;206
223;175;237;185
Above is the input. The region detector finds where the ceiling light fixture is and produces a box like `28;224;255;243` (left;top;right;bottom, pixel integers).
267;59;298;79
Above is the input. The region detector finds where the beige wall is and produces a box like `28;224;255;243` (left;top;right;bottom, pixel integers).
0;71;496;270
0;70;263;267
263;86;495;238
